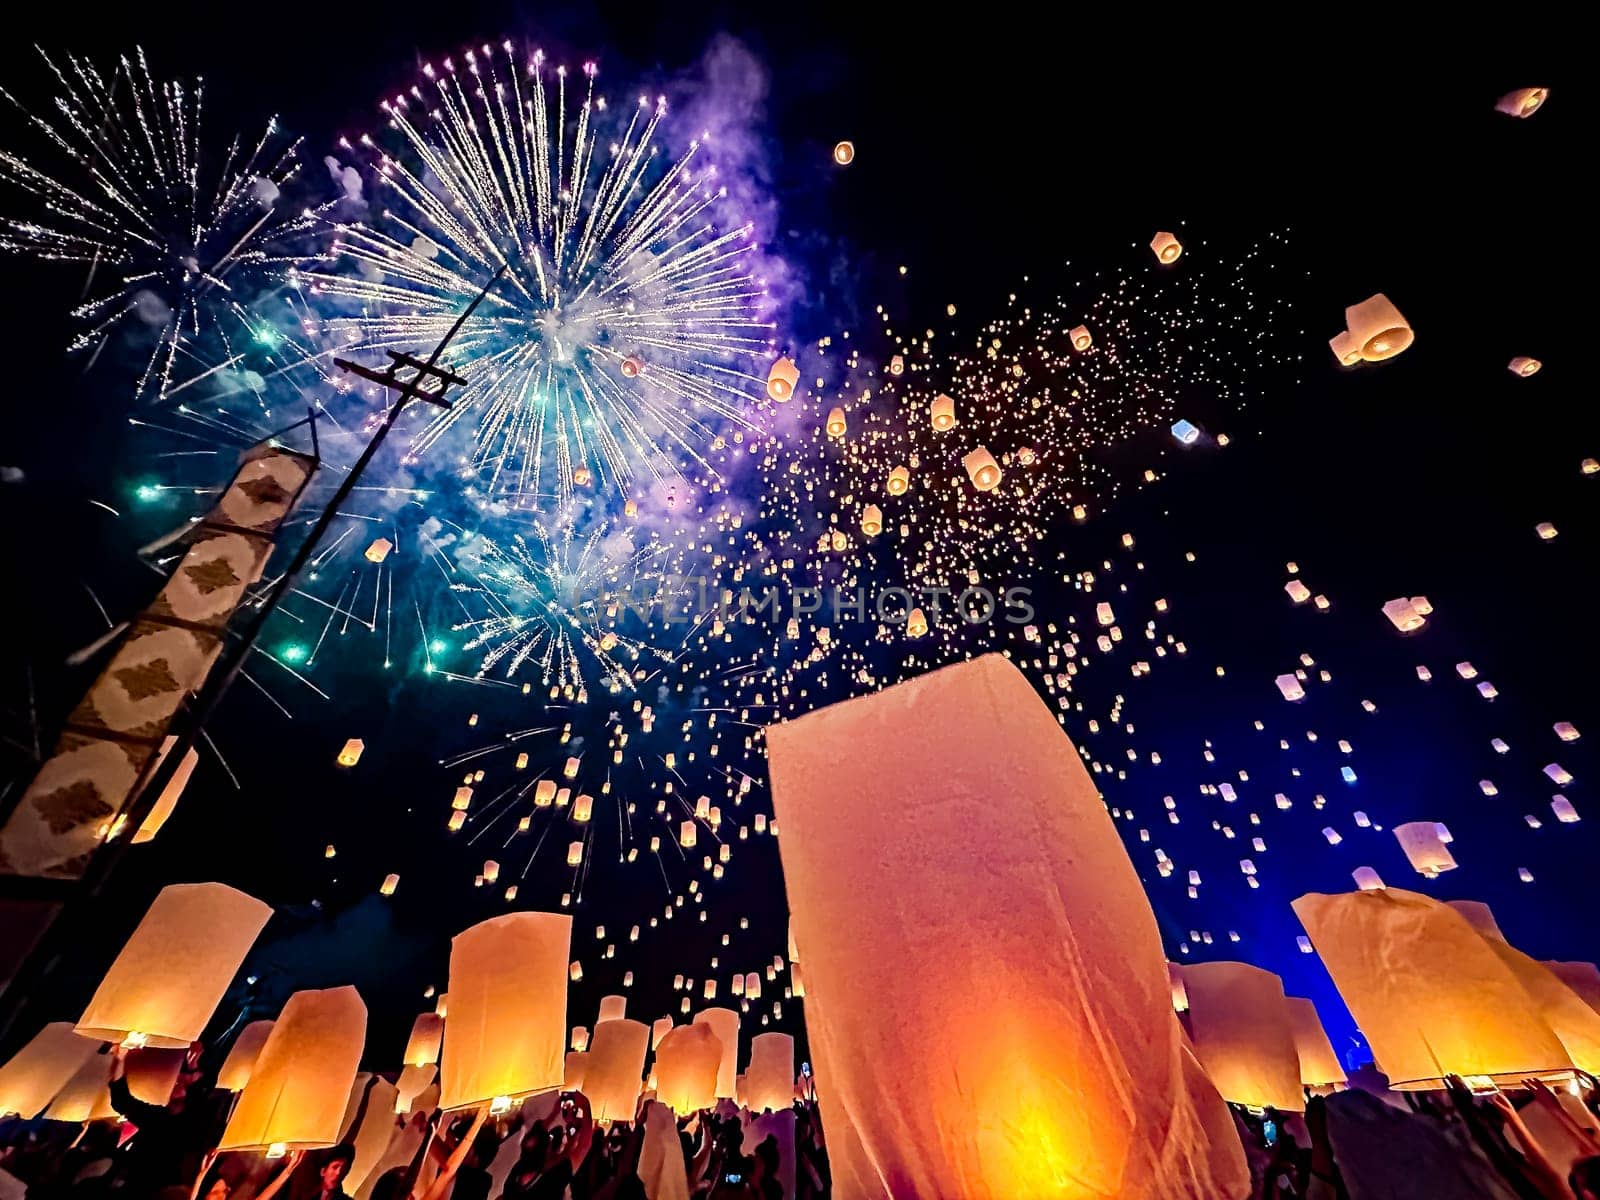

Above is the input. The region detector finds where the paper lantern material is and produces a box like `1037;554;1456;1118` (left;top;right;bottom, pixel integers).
765;653;1248;1198
766;357;800;402
337;1073;401;1194
125;1045;186;1106
76;882;271;1049
1151;231;1183;263
1495;87;1548;117
1181;962;1305;1112
583;1017;649;1124
44;1052;116;1122
439;912;571;1110
563;1051;589;1092
0;1023;100;1118
598;994;627;1024
132;737;199;844
638;1099;692;1200
1292;888;1571;1088
1286;997;1347;1087
962;446;1003;491
651;1017;674;1050
653;1022;721;1114
217;1020;275;1091
1393;822;1457;878
395;1063;437;1114
219;985;367;1151
1343;294;1413;362
693;1007;740;1099
1545;962;1600;1018
745;1032;795;1115
404;1012;445;1066
930;394;956;430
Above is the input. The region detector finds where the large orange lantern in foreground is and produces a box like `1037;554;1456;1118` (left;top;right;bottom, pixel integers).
440;912;571;1111
653;1022;721;1114
1285;998;1346;1089
1293;888;1571;1088
219;986;367;1152
0;1023;100;1118
766;654;1247;1198
745;1032;794;1115
693;1007;740;1099
1343;294;1413;362
1546;962;1600;1017
76;882;272;1049
583;1017;650;1124
217;1019;276;1091
1181;962;1305;1112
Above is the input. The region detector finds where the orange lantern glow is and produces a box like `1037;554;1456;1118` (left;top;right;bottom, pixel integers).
1151;231;1183;263
583;1017;649;1124
404;1012;445;1066
219;986;367;1152
860;505;883;537
1547;963;1600;1017
439;912;571;1110
886;465;909;495
395;1063;436;1113
693;1007;740;1099
1329;330;1362;367
767;356;800;402
365;538;393;564
45;1053;116;1122
679;820;697;849
1292;888;1571;1088
653;1022;720;1114
564;1050;588;1091
930;393;956;431
745;1032;794;1114
132;737;200;843
765;654;1248;1197
826;407;847;438
0;1024;99;1118
337;738;365;768
1343;294;1413;362
832;141;855;165
620;355;643;378
76;882;271;1049
598;994;627;1024
1495;87;1548;118
1286;998;1346;1088
1508;355;1542;377
905;607;929;638
218;1019;276;1091
1068;325;1092;351
962;447;1002;491
1180;963;1304;1111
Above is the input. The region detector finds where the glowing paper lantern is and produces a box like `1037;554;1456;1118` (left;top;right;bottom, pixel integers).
381;873;400;896
1329;330;1362;366
679;821;697;849
573;793;594;823
693;1007;741;1099
826;407;847;437
1171;419;1199;445
1545;963;1600;1018
1292;888;1571;1088
1393;821;1457;878
962;446;1003;491
1151;231;1183;263
860;505;883;537
1508;355;1542;376
45;1053;116;1122
1285;580;1312;604
745;1032;794;1115
620;355;643;378
337;738;365;768
1285;997;1346;1088
404;1012;445;1066
1181;962;1305;1112
1275;674;1306;702
218;1019;276;1091
132;737;200;844
583;1017;649;1124
567;841;584;867
1068;325;1093;351
563;1051;588;1092
833;140;855;165
598;994;627;1024
439;912;571;1111
906;607;929;638
219;986;367;1152
886;465;910;495
76;882;271;1049
1495;87;1548;117
930;394;956;430
1382;596;1430;632
365;538;393;563
766;357;800;402
0;1023;99;1118
572;1026;590;1052
765;654;1248;1197
1343;294;1413;362
653;1021;721;1114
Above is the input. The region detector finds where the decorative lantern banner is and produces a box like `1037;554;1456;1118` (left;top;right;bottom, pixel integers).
745;1032;795;1115
1447;901;1600;1076
766;653;1248;1199
75;882;271;1049
217;1020;275;1092
1;442;314;881
692;1007;740;1100
1181;962;1305;1112
1293;888;1572;1088
653;1022;721;1114
584;1018;649;1124
0;1023;100;1117
440;912;571;1111
219;985;367;1152
1286;997;1346;1088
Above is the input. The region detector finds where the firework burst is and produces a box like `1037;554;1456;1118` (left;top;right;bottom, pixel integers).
0;48;317;403
307;41;776;501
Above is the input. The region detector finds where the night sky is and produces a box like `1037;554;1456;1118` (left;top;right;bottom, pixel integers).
1;11;1590;1076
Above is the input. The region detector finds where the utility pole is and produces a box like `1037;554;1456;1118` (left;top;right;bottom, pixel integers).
0;266;505;1043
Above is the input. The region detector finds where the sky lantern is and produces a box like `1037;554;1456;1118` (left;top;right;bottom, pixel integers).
1343;294;1413;362
767;356;800;401
75;882;271;1050
404;1012;445;1067
0;1023;99;1118
1382;596;1431;632
563;1051;588;1091
573;793;594;823
219;986;367;1154
535;780;557;807
217;1019;276;1091
693;1007;741;1098
1181;962;1305;1112
567;841;584;867
745;1032;794;1114
337;738;365;768
598;994;627;1024
1545;963;1600;1018
1292;888;1572;1088
1329;330;1362;366
132;737;200;844
1393;821;1457;878
833;140;855;165
905;607;929;638
1151;231;1183;263
1069;325;1092;351
584;1018;650;1124
1508;355;1542;376
620;355;643;378
572;466;592;486
765;654;1247;1198
439;912;571;1112
887;464;909;495
680;820;697;849
826;407;847;437
364;537;393;563
861;505;883;536
563;755;581;779
44;1053;116;1122
1285;997;1346;1089
962;447;1002;491
653;1022;720;1113
380;873;400;895
930;393;956;430
1495;87;1548;117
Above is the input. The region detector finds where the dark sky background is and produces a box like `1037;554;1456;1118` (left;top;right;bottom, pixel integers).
1;10;1592;1075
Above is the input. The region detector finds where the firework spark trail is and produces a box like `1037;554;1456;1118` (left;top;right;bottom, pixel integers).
306;42;776;500
0;47;324;403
